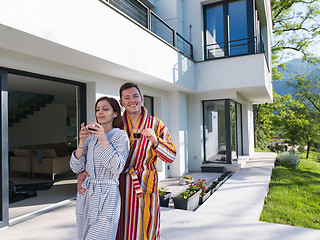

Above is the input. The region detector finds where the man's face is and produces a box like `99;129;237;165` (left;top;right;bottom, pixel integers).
120;87;143;114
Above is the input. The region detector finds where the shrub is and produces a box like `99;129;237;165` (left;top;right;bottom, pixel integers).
298;145;305;152
276;152;300;169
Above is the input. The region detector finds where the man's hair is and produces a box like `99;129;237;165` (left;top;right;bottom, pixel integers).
119;82;142;99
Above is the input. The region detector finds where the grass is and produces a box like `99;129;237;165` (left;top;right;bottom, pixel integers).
260;151;320;230
254;148;271;152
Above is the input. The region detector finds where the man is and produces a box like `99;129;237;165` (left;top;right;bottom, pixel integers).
116;82;176;240
77;82;176;239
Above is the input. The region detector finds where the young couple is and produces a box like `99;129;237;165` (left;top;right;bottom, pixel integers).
70;82;177;240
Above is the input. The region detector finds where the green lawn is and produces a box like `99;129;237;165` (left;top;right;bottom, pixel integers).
259;151;320;230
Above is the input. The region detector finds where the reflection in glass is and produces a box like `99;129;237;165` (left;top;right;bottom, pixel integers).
236;103;243;156
205;4;224;58
203;100;226;162
230;102;236;160
229;0;248;56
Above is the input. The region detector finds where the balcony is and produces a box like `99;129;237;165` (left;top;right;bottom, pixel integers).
206;37;264;59
101;0;193;59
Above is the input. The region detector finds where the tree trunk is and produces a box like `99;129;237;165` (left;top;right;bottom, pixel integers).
253;104;258;148
306;133;310;159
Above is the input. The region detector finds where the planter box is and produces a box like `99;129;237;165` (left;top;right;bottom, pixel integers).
199;191;211;205
218;171;232;183
172;189;201;211
159;192;172;207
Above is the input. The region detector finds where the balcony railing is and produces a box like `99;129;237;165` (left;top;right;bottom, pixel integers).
205;37;265;60
101;0;193;59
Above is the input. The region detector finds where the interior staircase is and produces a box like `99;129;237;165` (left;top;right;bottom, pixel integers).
9;93;54;127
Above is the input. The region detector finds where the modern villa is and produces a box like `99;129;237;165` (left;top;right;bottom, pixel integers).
0;0;273;229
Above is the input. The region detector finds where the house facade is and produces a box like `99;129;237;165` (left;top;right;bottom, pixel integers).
0;0;272;228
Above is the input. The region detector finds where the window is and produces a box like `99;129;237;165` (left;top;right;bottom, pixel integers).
204;0;258;60
143;95;154;116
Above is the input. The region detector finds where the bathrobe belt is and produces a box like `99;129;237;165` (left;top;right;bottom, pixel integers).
126;166;156;200
82;177;118;225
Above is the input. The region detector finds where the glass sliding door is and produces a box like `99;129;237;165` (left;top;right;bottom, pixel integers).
0;69;9;229
203;99;243;164
203;100;227;162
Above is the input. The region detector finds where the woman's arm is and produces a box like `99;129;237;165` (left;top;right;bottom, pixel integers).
97;130;129;173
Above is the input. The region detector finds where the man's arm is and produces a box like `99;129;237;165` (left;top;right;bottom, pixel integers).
152;121;176;163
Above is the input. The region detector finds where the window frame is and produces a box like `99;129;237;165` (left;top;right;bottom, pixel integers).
203;0;255;60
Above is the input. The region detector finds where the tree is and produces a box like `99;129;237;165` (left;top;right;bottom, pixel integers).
287;72;320;111
255;91;310;150
254;1;320;150
286;71;320;156
272;0;320;66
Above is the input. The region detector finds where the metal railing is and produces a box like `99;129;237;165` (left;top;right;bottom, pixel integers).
205;37;265;60
102;0;193;59
206;37;264;59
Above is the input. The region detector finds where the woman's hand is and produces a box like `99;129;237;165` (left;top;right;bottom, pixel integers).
87;122;110;147
79;122;89;143
75;123;88;159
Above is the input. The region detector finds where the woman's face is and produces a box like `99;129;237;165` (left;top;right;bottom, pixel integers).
95;100;117;125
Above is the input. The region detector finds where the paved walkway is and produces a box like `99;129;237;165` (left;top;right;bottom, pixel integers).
1;152;320;240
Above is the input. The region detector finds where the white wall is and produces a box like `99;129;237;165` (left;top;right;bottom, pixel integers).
182;0;204;61
186;94;203;172
9;103;66;151
154;0;184;34
0;0;195;92
168;91;188;177
195;54;272;104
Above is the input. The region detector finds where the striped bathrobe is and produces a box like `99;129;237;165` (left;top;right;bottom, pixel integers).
117;107;176;240
70;128;129;240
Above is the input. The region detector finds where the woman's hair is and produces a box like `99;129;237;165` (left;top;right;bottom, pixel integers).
95;96;122;128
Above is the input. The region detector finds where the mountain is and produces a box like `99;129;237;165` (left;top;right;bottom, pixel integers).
273;58;320;96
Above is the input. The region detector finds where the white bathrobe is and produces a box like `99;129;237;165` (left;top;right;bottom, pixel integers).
70;128;129;240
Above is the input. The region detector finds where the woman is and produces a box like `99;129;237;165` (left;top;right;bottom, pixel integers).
70;96;129;240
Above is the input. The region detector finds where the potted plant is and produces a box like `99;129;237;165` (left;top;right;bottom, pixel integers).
189;178;210;205
172;188;201;211
179;175;194;185
158;186;172;207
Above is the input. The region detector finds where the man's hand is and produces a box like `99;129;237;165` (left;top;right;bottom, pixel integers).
141;128;159;147
77;171;89;195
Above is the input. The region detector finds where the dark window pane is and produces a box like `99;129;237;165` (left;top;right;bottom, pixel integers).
144;95;154;116
229;0;248;56
205;5;225;58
